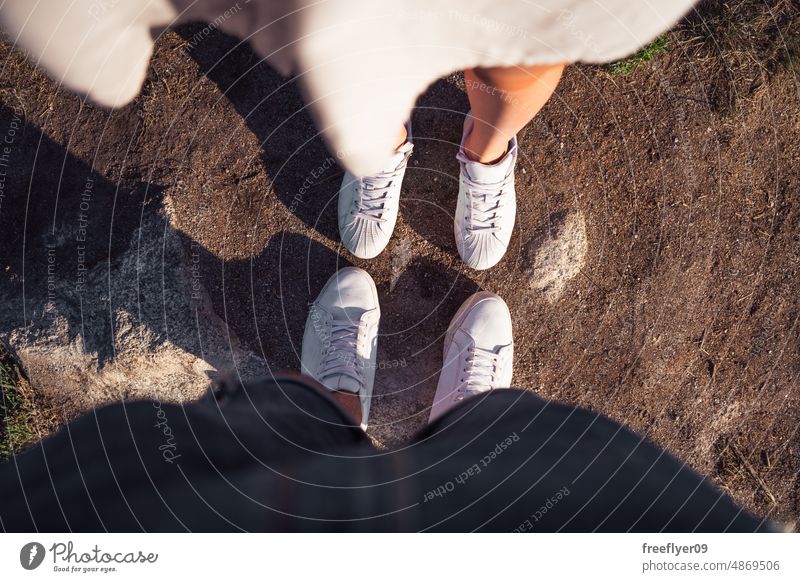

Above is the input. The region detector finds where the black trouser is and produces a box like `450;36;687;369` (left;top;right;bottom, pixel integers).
0;374;768;532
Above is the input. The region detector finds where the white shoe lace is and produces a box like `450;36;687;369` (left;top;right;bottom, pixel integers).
352;157;409;222
455;345;499;401
458;156;513;235
318;318;364;390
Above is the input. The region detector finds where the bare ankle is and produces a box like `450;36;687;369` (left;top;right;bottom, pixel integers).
395;125;408;150
463;130;508;164
331;391;362;426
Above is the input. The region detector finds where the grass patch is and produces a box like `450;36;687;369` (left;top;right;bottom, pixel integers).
676;0;800;110
0;347;45;459
681;0;799;71
605;1;800;107
609;35;670;76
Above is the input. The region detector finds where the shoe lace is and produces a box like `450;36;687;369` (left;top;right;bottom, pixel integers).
455;345;499;401
318;318;365;390
353;161;408;223
459;166;512;234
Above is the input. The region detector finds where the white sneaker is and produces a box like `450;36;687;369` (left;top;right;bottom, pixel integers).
429;291;513;423
454;115;518;270
301;267;380;429
338;126;413;259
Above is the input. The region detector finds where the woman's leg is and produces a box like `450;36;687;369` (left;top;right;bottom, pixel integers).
463;63;567;163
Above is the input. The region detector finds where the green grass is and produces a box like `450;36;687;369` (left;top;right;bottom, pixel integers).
682;0;799;69
0;353;37;460
676;0;799;111
609;35;670;76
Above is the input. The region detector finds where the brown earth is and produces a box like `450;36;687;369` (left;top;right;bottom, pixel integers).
0;6;798;527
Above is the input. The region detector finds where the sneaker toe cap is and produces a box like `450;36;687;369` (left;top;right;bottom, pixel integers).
458;232;507;270
461;295;513;348
340;218;390;259
318;267;379;311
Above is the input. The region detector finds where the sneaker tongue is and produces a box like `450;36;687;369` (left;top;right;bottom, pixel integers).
385;140;412;170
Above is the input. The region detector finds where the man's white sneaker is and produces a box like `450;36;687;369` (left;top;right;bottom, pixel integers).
338;127;413;259
429;291;513;423
454;116;518;270
301;267;380;429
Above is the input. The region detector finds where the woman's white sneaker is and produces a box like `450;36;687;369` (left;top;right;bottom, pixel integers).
301;267;380;429
429;291;514;423
454;116;518;270
338;128;413;259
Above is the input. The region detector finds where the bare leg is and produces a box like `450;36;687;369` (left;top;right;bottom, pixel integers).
395;124;408;149
463;63;566;163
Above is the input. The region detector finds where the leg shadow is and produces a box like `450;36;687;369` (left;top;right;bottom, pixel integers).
177;24;340;242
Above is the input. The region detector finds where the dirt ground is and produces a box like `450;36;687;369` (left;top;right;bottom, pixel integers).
0;4;798;527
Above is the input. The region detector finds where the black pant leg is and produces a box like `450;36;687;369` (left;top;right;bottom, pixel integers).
259;389;769;532
403;389;768;532
0;374;372;532
1;382;770;532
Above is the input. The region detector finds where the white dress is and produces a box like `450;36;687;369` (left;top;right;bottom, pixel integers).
0;0;696;176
